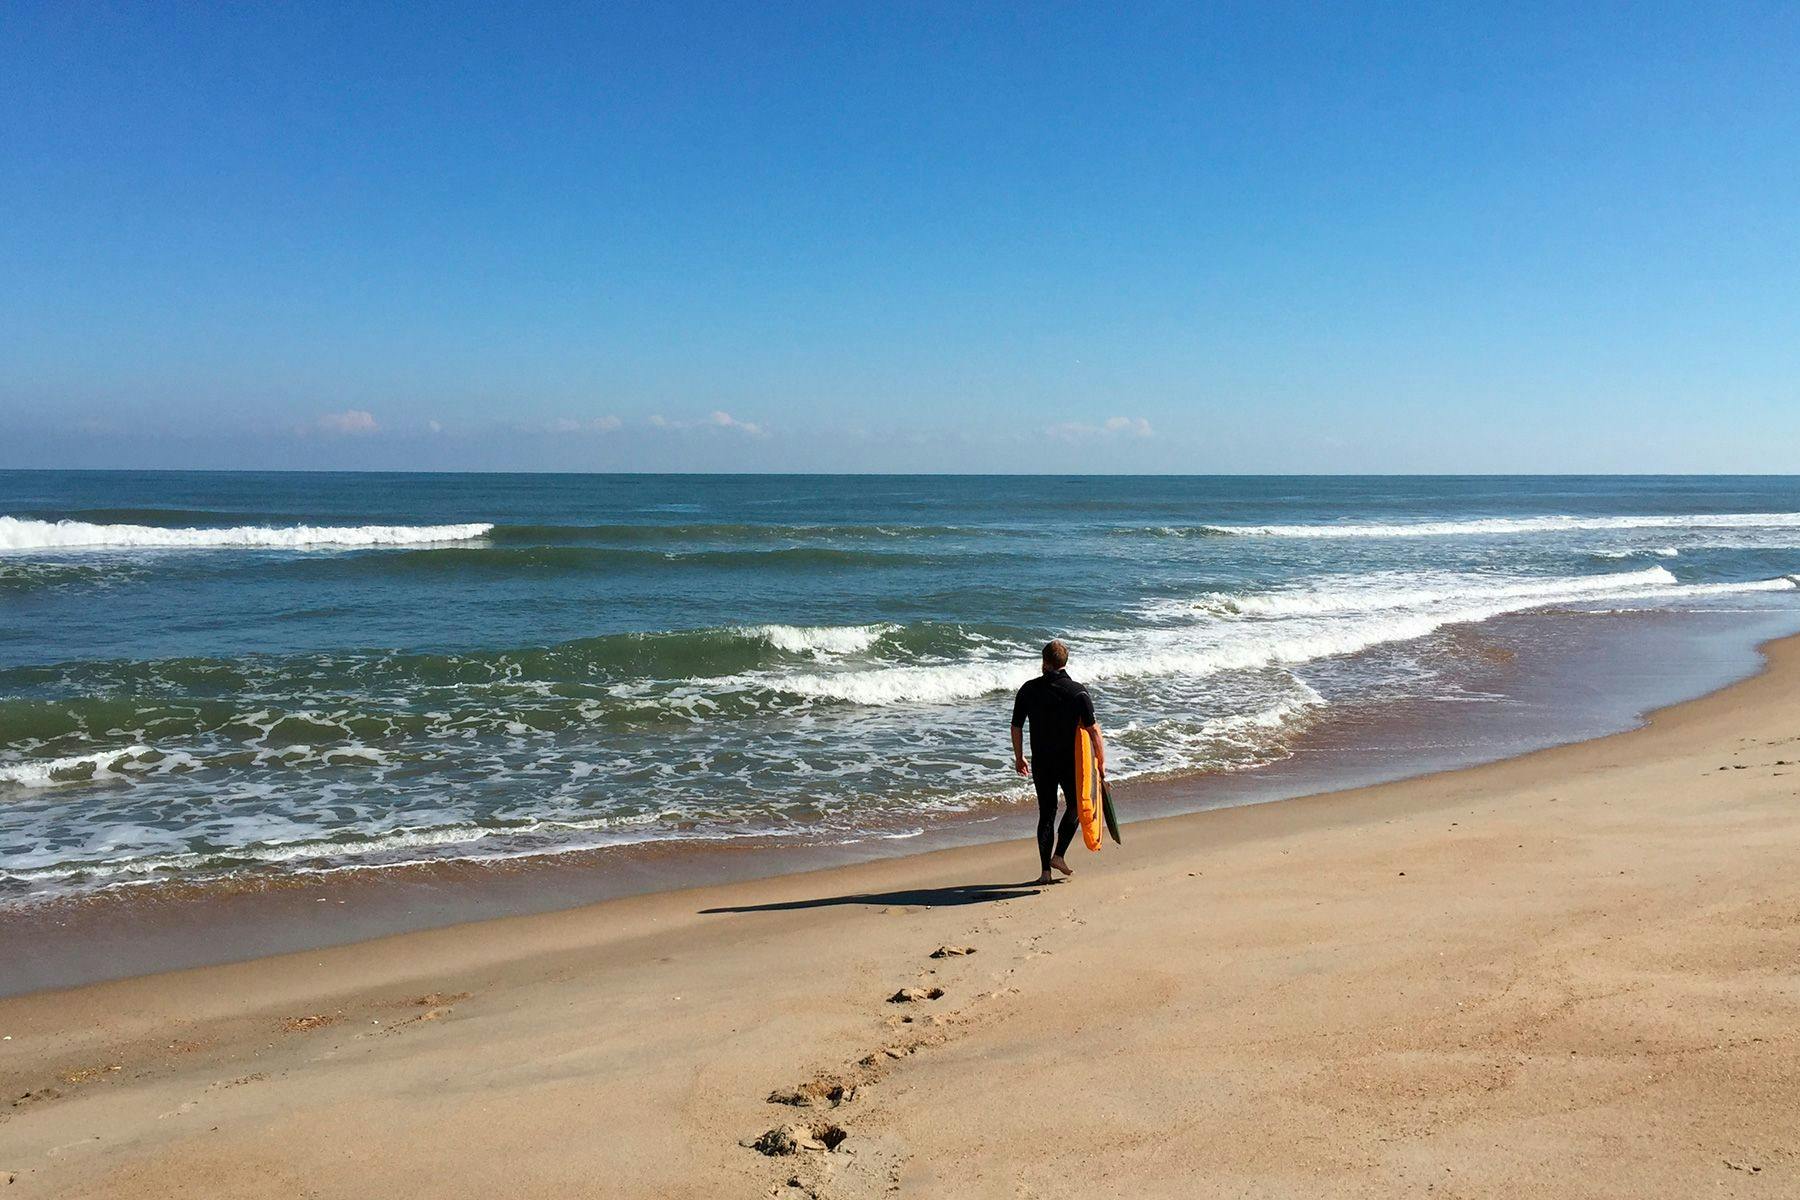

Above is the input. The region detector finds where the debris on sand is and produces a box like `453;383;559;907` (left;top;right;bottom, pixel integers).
280;1014;339;1033
742;1123;848;1156
58;1064;121;1086
888;986;945;1004
767;1077;857;1108
930;945;976;958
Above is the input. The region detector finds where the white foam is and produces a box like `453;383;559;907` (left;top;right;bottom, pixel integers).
736;570;1797;708
0;813;775;888
1193;566;1680;618
747;623;895;656
0;517;493;552
1198;513;1800;539
1107;681;1327;781
0;745;157;788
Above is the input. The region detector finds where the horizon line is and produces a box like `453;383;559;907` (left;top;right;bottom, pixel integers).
3;468;1800;481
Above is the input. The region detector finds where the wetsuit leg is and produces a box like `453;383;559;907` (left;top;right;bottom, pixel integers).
1053;776;1080;859
1033;773;1061;872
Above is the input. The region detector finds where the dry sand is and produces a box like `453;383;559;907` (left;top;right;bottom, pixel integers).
3;636;1799;1198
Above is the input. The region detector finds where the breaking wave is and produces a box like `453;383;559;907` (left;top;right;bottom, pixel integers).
747;623;897;656
1180;513;1800;539
0;516;494;552
0;745;167;788
740;569;1798;708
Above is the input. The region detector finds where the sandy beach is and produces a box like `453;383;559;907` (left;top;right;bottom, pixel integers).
4;635;1798;1197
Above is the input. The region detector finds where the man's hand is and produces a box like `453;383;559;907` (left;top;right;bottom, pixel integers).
1014;755;1031;777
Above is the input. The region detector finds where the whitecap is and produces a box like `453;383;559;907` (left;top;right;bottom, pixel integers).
0;516;493;552
1196;513;1800;539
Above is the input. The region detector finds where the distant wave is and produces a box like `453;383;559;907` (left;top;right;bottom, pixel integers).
303;543;949;577
487;521;984;545
1170;513;1800;539
0;516;494;551
1594;547;1680;559
25;507;280;526
1190;566;1683;617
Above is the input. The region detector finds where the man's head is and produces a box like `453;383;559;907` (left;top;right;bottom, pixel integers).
1041;639;1069;674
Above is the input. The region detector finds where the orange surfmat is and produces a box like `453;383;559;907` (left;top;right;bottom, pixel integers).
1073;726;1104;851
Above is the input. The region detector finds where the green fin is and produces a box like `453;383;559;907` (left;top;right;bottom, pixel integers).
1101;777;1122;844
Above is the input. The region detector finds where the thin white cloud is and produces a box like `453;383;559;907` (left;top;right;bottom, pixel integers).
1046;415;1154;442
708;410;765;437
1044;417;1152;446
520;416;625;435
317;409;379;435
646;411;767;437
1104;416;1154;437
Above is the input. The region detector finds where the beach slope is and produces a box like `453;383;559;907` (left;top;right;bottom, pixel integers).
4;640;1799;1197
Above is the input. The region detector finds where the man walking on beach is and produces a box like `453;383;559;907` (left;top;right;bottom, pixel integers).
1011;640;1106;885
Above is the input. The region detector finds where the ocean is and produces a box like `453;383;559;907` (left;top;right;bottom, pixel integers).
3;472;1799;909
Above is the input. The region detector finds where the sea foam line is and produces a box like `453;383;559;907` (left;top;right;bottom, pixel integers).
737;571;1798;708
0;516;494;552
1190;566;1681;618
1190;513;1800;539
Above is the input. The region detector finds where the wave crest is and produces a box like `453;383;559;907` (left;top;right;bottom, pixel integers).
0;517;493;552
1188;513;1800;539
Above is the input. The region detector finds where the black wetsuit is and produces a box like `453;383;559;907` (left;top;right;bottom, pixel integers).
1010;669;1097;872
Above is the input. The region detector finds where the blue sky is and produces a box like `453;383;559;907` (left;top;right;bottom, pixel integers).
2;2;1796;472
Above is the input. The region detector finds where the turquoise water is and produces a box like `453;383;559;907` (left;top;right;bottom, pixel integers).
2;473;1798;902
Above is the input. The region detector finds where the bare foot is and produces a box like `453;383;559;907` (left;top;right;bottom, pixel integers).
1050;856;1074;877
1034;871;1054;886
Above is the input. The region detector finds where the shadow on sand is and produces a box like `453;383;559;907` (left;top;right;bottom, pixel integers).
700;880;1048;915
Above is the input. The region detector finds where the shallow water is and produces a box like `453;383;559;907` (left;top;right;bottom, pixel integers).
2;472;1798;903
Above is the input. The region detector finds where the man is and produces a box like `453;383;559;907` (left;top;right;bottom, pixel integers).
1010;639;1106;885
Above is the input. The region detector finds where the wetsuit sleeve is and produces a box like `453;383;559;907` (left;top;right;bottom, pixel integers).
1077;688;1096;727
1010;684;1028;729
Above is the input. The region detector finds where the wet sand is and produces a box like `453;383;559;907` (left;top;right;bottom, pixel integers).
4;635;1799;1196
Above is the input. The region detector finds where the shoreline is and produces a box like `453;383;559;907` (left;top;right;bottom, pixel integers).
5;603;1795;996
2;632;1798;1194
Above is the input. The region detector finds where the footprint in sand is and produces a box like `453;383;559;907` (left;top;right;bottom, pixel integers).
12;1086;61;1109
888;986;945;1004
